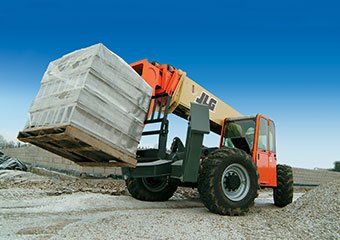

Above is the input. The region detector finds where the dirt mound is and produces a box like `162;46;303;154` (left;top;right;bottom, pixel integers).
0;170;198;199
284;177;339;215
269;178;340;239
0;169;47;182
0;170;127;196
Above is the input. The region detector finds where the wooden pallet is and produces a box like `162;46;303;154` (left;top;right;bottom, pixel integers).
17;125;137;168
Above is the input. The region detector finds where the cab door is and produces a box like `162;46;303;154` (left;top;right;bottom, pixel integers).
268;120;277;186
255;116;277;187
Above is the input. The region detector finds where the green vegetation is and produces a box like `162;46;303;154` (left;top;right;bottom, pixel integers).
333;162;340;172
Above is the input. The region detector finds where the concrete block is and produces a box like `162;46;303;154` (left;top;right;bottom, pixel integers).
22;43;152;162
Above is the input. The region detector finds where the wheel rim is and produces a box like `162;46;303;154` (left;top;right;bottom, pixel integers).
221;163;250;201
142;177;168;192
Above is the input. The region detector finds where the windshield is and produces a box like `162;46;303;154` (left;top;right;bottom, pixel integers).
223;119;256;151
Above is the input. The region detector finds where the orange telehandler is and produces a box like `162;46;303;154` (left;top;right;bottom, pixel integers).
18;48;294;216
122;59;293;215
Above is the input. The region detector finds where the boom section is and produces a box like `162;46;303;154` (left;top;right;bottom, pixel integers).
130;59;241;134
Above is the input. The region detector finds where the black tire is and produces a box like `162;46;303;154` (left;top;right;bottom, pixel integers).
274;164;293;207
198;148;259;216
126;176;177;201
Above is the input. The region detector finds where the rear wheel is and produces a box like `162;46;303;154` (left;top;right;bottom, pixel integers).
198;148;259;216
126;176;177;201
273;164;293;207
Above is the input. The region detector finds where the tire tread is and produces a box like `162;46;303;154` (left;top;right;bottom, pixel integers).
274;164;293;207
198;148;259;216
126;177;177;202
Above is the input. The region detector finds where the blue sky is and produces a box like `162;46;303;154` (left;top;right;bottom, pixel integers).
0;0;339;169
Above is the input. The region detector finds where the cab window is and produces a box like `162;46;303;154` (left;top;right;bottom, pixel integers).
258;118;268;151
223;119;256;150
269;120;276;152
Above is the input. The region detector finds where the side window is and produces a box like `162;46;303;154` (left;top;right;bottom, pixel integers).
258;118;268;151
269;121;276;152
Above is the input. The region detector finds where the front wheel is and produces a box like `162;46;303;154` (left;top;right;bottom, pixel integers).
273;164;293;207
126;176;177;201
198;148;259;216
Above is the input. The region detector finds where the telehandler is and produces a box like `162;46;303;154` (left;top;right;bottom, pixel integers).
18;47;294;216
123;59;293;216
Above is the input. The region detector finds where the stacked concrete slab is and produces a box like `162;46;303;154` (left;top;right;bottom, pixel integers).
18;44;152;166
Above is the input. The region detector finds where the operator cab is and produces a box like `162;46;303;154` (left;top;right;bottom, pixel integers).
221;114;277;187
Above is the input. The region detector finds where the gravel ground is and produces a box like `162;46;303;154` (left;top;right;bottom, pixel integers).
0;170;338;239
